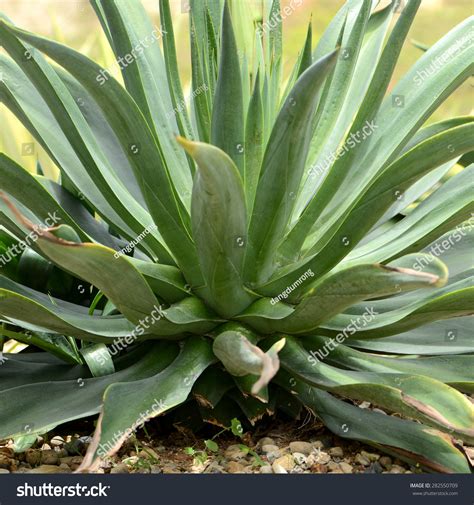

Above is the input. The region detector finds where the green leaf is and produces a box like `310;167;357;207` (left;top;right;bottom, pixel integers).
79;337;215;469
159;0;195;140
277;337;474;444
244;49;338;284
303;335;474;393
180;138;255;317
230;417;244;438
91;0;192;203
0;21;204;284
205;439;219;452
213;327;285;395
80;344;115;377
211;2;244;174
259;254;448;334
0;342;178;440
277;370;470;473
244;71;264;217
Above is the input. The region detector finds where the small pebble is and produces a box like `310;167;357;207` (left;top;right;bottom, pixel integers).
260;465;273;474
339;462;353;474
329;447;344;458
257;437;275;448
379;456;392;469
355;453;370;466
289;441;313;455
272;462;287;474
226;461;246;473
224;444;247;461
292;452;307;466
273;454;295;472
261;444;279;454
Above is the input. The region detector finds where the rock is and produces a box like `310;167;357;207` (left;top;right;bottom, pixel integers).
150;465;162;474
226;461;246;473
272;462;287;474
110;463;129;474
0;469;10;474
292;452;307;466
68;456;84;471
25;450;41;466
259;465;273;474
0;454;11;470
257;437;276;448
370;462;383;474
361;450;379;462
339;462;353;474
41;450;59;465
327;461;340;472
224;444;247;461
265;450;281;463
359;401;371;409
273;454;295;472
28;465;69;474
289;441;313;455
379;456;392;469
41;444;51;451
308;451;330;465
58;464;72;473
329;447;344;458
261;444;280;454
355;453;370;466
390;464;406;474
311;440;324;450
50;436;64;447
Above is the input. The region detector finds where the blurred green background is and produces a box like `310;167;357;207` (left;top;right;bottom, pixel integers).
1;0;472;177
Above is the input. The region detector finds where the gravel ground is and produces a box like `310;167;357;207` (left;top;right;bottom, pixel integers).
3;414;465;475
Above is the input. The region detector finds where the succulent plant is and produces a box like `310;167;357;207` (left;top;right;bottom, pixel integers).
0;0;473;473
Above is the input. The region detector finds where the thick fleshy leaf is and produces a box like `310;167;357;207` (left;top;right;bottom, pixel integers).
0;342;178;440
212;326;285;395
211;2;244;174
0;21;205;284
277;337;474;443
277;369;471;473
0;54;168;260
244;49;338;284
303;335;474;394
180;138;256;317
91;0;192;204
348;317;474;355
79;337;215;470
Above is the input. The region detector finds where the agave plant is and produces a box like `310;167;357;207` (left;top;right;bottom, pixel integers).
0;0;473;473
